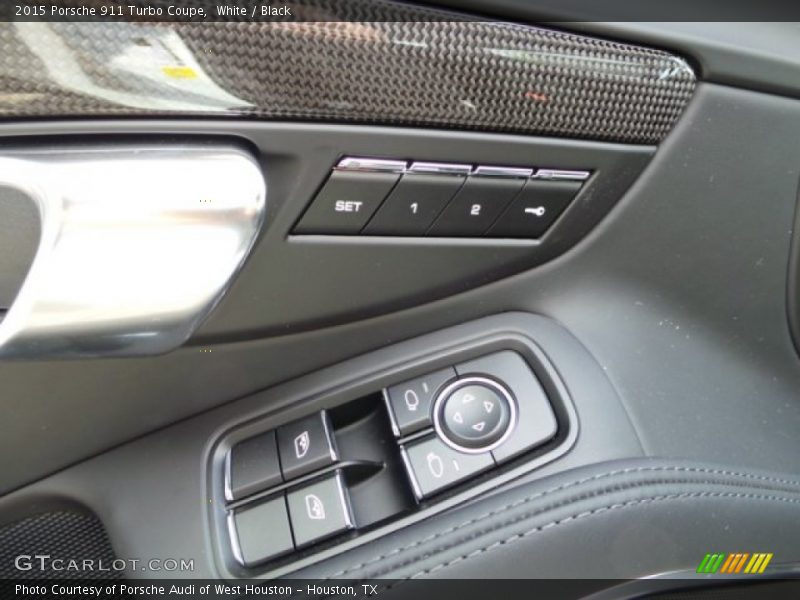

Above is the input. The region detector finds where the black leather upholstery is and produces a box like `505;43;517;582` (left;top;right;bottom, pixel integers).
292;458;800;580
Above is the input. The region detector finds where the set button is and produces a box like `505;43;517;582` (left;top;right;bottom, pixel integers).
293;170;400;234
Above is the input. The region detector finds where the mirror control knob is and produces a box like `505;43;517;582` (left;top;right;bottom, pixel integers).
433;377;516;454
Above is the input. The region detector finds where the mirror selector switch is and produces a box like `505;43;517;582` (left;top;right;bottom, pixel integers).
384;367;457;436
433;377;515;453
401;435;494;500
277;411;337;480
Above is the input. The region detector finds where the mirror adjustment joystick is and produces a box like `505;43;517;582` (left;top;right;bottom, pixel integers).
432;377;516;454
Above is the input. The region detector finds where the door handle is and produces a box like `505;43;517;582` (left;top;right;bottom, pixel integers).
0;144;265;358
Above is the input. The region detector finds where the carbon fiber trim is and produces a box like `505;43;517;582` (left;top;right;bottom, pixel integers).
0;1;696;143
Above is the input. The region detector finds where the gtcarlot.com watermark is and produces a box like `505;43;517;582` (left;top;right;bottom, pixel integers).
15;554;194;573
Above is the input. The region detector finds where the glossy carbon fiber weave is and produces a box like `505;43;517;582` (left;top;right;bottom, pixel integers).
0;0;696;143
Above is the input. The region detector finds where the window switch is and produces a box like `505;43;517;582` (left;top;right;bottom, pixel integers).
286;472;354;547
277;411;337;480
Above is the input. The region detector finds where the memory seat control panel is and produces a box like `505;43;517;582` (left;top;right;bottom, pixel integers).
292;157;590;239
215;349;566;575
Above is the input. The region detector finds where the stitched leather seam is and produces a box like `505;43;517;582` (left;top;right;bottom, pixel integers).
399;491;800;580
324;465;800;579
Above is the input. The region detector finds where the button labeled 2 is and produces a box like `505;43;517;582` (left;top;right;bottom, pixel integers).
427;177;524;236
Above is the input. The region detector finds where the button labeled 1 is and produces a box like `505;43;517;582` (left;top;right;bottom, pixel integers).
401;435;493;500
363;173;464;236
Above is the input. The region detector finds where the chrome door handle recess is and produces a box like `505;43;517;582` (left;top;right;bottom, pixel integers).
0;144;265;358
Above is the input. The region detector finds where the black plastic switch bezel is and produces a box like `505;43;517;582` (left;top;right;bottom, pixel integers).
207;332;578;580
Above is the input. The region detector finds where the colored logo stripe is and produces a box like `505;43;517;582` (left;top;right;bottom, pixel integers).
697;553;773;574
719;553;749;573
697;553;726;573
744;553;773;574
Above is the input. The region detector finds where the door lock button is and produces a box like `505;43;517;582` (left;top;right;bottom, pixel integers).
433;377;516;453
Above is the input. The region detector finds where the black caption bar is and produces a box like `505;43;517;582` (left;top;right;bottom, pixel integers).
4;579;800;600
2;0;800;22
